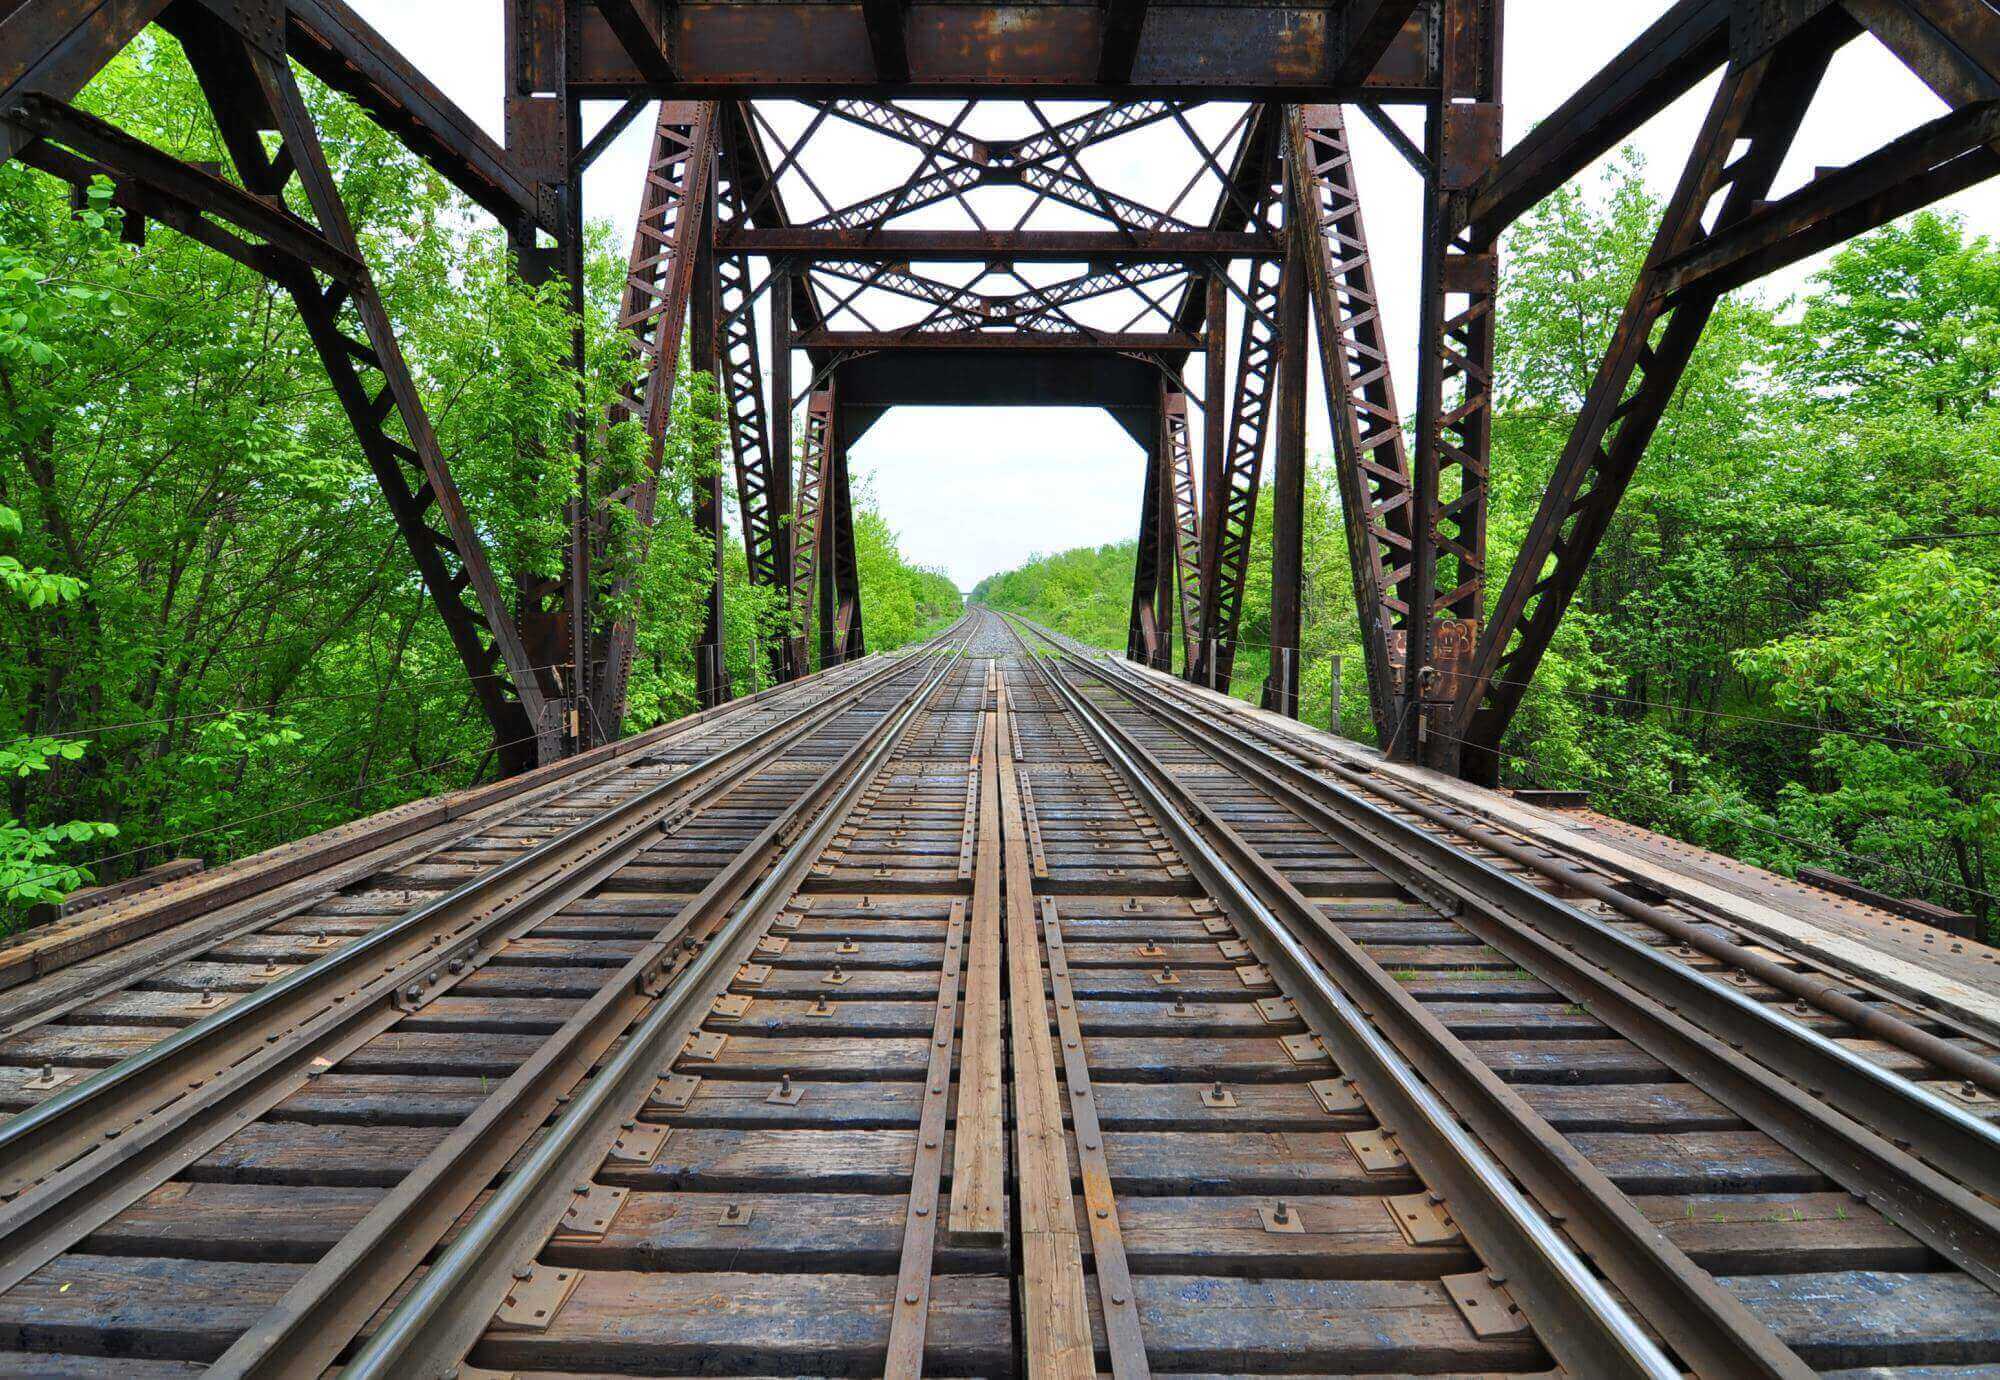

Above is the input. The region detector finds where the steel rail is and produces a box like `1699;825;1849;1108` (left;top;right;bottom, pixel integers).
341;637;970;1377
999;617;1694;1380
1134;658;2000;1077
214;631;974;1377
0;647;893;1043
0;624;967;1292
1068;635;2000;1297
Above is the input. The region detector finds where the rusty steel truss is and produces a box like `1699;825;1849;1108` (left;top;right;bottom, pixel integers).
2;0;1993;781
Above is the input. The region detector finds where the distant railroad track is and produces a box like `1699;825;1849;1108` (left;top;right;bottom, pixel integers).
0;606;1995;1376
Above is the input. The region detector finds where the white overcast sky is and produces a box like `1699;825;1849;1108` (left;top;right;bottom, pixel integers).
349;3;1998;589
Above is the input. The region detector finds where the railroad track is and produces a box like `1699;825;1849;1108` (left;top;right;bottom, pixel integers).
0;606;1997;1375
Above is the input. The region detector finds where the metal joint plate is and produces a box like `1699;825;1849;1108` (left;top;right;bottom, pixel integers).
554;1184;629;1243
1255;996;1298;1025
1309;1077;1367;1115
1258;1201;1306;1234
1732;0;1838;64
492;1265;581;1332
196;0;286;59
1345;1129;1407;1173
650;1073;701;1111
1279;1033;1330;1066
1442;1270;1533;1339
1386;1193;1464;1247
1439;102;1502;190
681;1030;727;1062
606;1122;670;1166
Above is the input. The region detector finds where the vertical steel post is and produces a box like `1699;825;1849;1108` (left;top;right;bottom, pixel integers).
1152;395;1176;673
1194;268;1228;682
502;0;580;763
1405;0;1503;767
1263;178;1307;720
690;186;728;710
1330;654;1342;734
1128;408;1168;668
769;260;796;682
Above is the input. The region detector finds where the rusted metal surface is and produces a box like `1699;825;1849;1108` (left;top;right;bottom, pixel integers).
594;100;720;732
1288;104;1412;743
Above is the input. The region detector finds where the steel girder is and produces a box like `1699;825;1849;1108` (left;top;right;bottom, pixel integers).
502;0;591;754
49;4;560;772
1161;392;1204;663
1402;0;1501;769
687;210;730;711
593;100;719;734
568;2;1434;98
1;0;583;772
1127;398;1172;672
1287;104;1414;743
823;425;866;666
1444;10;1854;785
1261;186;1309;719
785;390;836;680
1190;138;1286;696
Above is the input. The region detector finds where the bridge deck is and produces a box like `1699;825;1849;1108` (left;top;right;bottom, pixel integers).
0;609;1996;1376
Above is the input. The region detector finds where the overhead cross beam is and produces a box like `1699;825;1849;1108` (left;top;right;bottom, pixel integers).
571;2;1433;97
